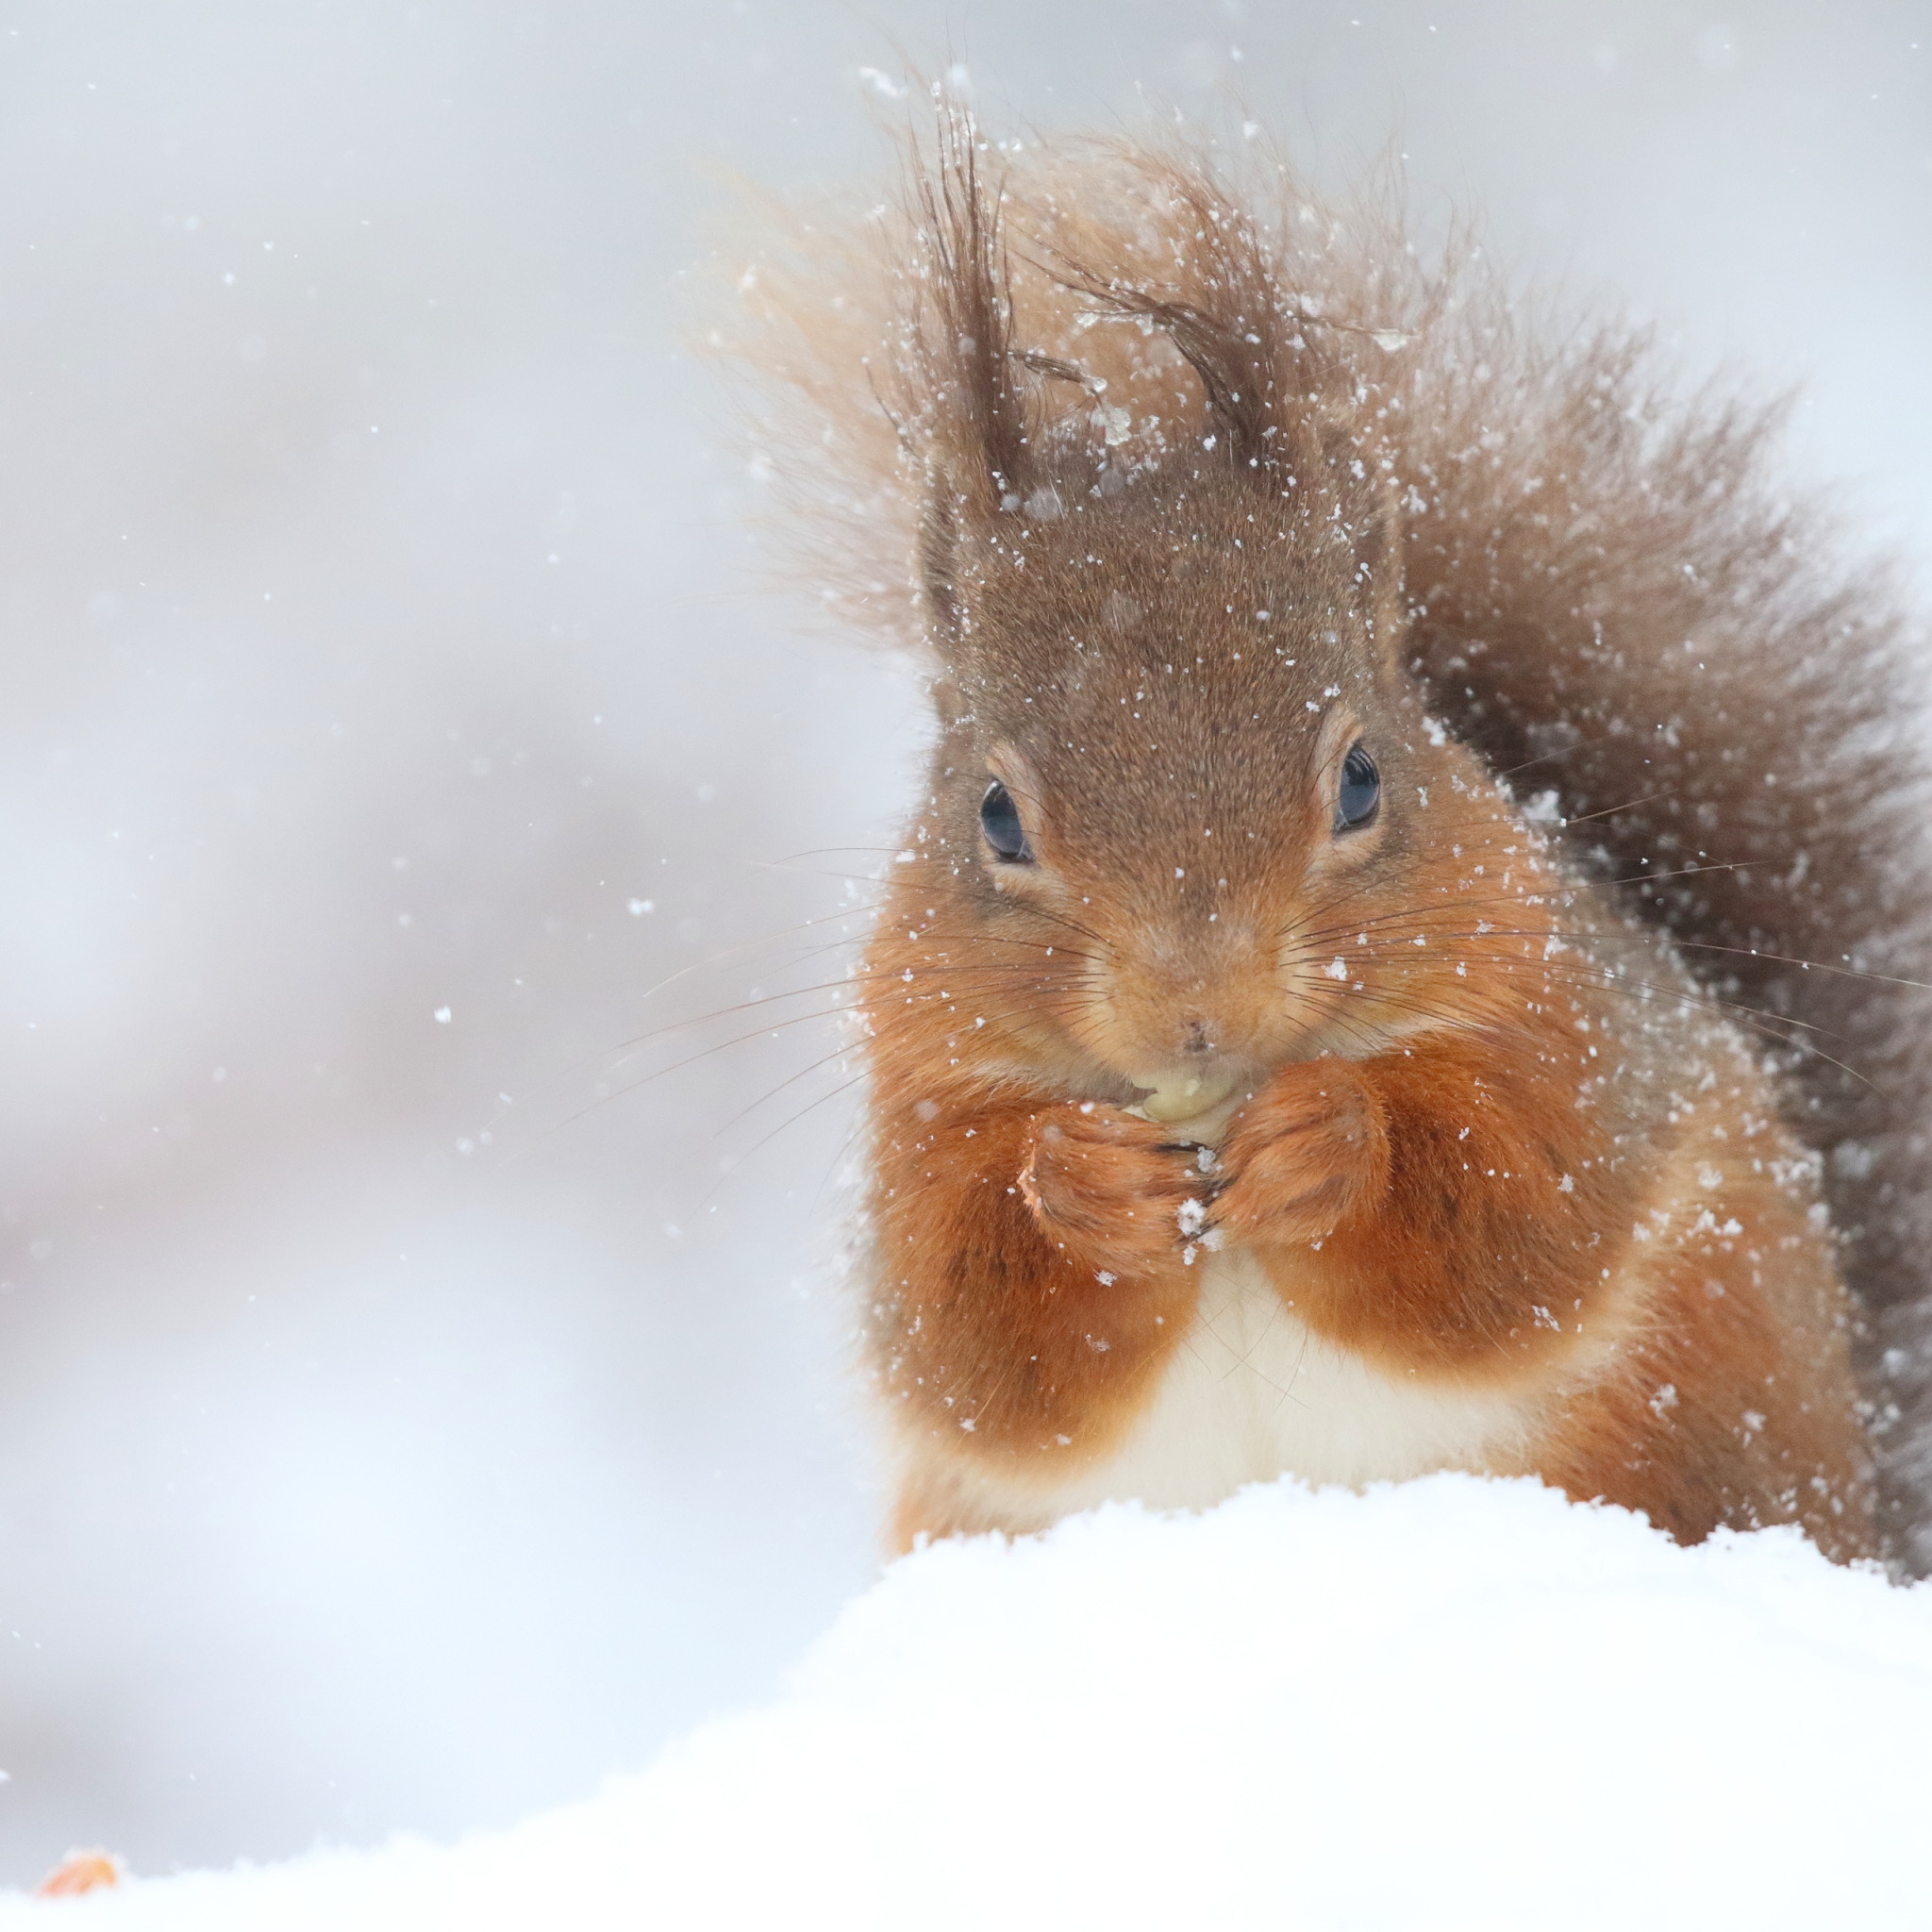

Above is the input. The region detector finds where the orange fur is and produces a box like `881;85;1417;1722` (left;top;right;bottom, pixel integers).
34;1850;122;1897
719;103;1920;1565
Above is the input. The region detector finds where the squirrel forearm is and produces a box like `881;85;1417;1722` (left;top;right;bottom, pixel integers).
867;1099;1199;1456
1223;1039;1652;1380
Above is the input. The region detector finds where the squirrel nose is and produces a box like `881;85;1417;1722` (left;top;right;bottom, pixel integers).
1179;1017;1218;1058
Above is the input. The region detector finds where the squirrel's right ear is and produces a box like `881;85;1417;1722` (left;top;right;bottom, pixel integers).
902;99;1033;645
918;477;961;640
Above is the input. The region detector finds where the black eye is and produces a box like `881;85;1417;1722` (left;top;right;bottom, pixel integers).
980;779;1034;862
1335;742;1380;832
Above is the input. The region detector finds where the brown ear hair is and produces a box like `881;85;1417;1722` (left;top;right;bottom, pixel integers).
1357;471;1409;676
1034;151;1333;482
905;103;1035;631
917;470;962;634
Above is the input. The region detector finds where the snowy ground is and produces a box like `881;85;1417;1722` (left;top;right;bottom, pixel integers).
8;1475;1926;1930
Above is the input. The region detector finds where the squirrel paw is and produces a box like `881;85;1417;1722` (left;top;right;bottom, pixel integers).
1211;1058;1389;1247
1019;1103;1207;1274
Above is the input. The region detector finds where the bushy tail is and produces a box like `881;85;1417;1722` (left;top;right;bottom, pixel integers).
1392;319;1932;1564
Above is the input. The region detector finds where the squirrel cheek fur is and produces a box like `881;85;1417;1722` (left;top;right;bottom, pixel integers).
739;109;1906;1564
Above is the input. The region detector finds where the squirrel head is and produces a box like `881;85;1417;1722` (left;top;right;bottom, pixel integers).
908;461;1565;1114
862;117;1569;1115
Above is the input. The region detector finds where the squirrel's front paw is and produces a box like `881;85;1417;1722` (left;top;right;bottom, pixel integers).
1019;1104;1208;1275
1212;1059;1389;1246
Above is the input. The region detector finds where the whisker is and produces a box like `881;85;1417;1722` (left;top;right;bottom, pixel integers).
1356;946;1846;1041
1320;908;1923;1008
1562;788;1676;825
627;900;884;1011
1359;931;1885;1035
1351;959;1853;1074
607;945;1106;1065
1660;939;1932;995
694;1071;874;1210
1493;740;1591;781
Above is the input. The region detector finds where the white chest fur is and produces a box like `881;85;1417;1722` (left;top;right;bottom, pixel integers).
1022;1248;1535;1520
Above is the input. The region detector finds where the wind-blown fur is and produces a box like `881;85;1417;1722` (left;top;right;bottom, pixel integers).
718;102;1932;1568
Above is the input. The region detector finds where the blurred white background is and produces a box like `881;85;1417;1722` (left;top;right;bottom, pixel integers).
0;0;1925;1885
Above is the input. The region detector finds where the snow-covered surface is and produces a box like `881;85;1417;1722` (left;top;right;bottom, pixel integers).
11;1475;1926;1930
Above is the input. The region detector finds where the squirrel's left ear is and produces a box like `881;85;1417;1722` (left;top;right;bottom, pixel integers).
1356;472;1409;679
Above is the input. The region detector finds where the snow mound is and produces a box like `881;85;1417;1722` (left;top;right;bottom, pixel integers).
9;1474;1930;1929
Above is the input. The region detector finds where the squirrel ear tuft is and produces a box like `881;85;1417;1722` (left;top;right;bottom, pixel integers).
1033;157;1324;481
911;104;1033;520
1357;471;1409;675
918;480;960;640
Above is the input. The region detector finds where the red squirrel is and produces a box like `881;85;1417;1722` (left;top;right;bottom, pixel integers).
722;106;1932;1567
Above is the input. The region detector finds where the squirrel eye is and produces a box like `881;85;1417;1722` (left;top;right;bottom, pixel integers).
979;779;1034;862
1335;742;1381;832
